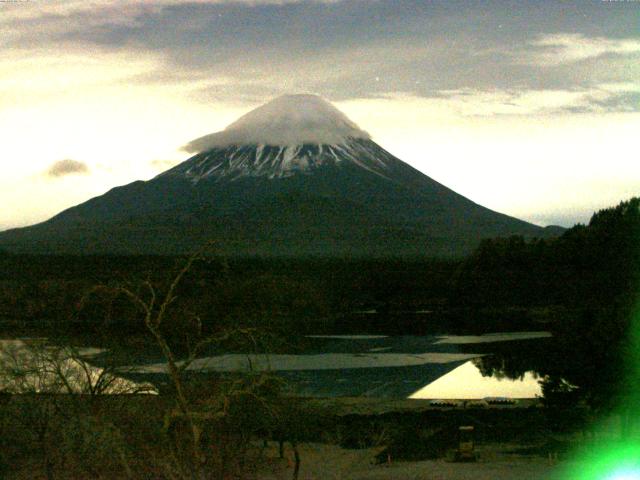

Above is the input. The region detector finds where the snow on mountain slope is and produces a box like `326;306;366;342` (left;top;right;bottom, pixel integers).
159;138;395;182
181;94;370;152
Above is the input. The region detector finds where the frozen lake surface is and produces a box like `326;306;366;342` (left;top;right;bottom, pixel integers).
1;332;549;399
128;352;482;373
124;332;549;399
433;332;552;344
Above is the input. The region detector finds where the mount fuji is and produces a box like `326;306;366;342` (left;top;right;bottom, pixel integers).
0;94;560;257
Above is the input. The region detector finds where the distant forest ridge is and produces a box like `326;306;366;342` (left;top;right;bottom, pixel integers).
0;197;637;335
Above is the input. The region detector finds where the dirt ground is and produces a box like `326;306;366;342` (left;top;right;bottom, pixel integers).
257;442;567;480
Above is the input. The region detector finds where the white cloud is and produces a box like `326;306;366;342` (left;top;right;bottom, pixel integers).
597;82;640;94
401;82;640;117
523;33;640;66
182;94;370;151
0;0;343;22
433;88;595;116
0;0;345;47
0;50;159;100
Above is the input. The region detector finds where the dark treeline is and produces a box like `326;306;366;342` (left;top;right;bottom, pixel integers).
454;197;640;310
467;198;640;413
2;198;638;342
0;252;459;340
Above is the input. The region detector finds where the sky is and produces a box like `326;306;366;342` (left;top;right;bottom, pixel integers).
1;0;639;231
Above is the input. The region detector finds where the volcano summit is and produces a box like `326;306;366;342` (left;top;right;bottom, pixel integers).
0;94;559;257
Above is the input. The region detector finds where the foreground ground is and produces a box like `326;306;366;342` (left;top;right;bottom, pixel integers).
257;442;564;480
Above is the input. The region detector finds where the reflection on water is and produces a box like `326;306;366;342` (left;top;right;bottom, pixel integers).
0;339;157;395
409;360;542;399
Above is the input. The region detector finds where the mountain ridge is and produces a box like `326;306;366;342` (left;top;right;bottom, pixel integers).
0;94;563;257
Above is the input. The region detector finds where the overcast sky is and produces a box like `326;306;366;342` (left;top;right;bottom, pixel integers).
1;0;639;230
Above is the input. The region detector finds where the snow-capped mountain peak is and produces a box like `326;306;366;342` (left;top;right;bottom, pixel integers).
159;95;394;183
0;94;557;257
182;94;370;153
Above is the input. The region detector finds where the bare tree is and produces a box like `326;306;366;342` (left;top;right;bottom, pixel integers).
66;245;309;480
0;338;150;479
0;339;154;396
94;248;279;479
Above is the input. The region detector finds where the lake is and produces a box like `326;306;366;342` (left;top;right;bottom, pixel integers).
1;332;548;399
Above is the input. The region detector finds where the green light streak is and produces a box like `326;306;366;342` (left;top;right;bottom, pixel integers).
561;278;640;478
561;441;640;479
